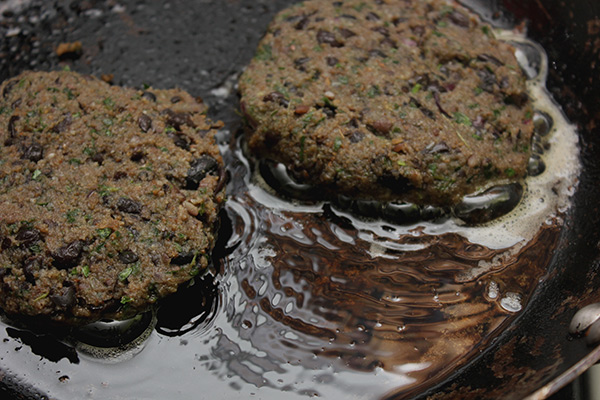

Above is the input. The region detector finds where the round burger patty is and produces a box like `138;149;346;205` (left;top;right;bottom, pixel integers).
0;70;226;323
239;0;534;206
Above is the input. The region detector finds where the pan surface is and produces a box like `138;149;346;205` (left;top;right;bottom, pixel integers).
0;0;599;399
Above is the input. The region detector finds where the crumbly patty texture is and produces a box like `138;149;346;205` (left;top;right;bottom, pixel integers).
239;0;534;206
0;70;226;323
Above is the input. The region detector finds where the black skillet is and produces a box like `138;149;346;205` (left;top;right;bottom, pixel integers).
0;0;599;399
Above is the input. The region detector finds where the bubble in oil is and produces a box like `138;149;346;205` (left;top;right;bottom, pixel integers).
500;292;523;313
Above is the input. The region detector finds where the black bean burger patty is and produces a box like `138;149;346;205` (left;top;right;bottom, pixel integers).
0;70;226;323
239;0;534;206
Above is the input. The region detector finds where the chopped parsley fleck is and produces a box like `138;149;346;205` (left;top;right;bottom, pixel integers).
97;228;114;240
453;112;472;126
255;44;273;61
333;137;342;151
32;169;42;180
119;267;133;282
102;97;115;109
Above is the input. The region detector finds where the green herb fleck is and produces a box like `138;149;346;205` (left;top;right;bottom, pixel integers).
333;137;342;151
68;158;82;165
32;169;42;181
97;228;114;240
299;135;306;162
63;87;75;100
103;97;115;109
367;85;381;98
120;295;133;305
481;25;493;38
255;44;273;61
505;168;516;177
119;267;133;282
453;112;472;126
411;83;422;94
82;265;90;277
65;209;79;223
353;2;367;11
98;185;119;197
34;292;49;302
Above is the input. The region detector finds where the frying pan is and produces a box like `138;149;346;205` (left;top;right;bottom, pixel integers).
0;0;599;399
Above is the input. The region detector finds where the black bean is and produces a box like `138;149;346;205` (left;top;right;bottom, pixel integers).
338;28;357;38
113;171;127;180
411;25;425;36
170;95;182;103
22;256;43;284
50;286;76;308
20;141;44;162
138;114;152;132
448;11;470;27
91;153;104;165
433;92;451;118
504;92;529;107
11;99;22;109
346;130;365;143
141;91;157;102
186;155;219;190
371;26;389;36
52;240;84;269
369;49;388;58
347;117;360;128
1;237;12;250
427;141;450;154
130;149;145;162
380;37;398;48
295;15;310;30
326;57;339;67
263;91;289;107
16;226;41;246
409;97;436;120
294;57;311;71
8;115;19;139
368;120;393;135
392;17;407;26
52;114;72;133
340;14;357;20
170;251;195;265
117;197;142;214
163;109;195;130
2;79;17;98
365;11;381;21
477;54;503;66
118;250;139;264
477;68;497;92
169;132;190;150
317;30;344;48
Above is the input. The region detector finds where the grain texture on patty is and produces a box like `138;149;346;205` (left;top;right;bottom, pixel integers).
0;70;226;323
239;0;534;206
